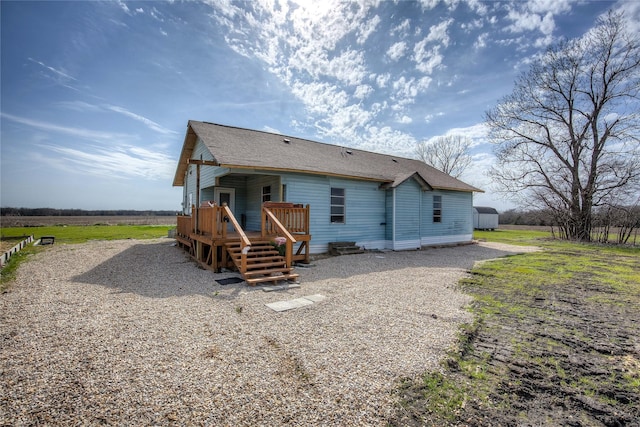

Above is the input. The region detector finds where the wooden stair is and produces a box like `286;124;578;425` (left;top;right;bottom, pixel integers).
328;241;365;256
225;241;299;286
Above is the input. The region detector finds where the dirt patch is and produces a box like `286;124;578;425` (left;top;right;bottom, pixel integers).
391;248;640;426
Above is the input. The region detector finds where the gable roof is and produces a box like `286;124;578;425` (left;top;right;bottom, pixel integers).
474;206;499;214
173;121;483;193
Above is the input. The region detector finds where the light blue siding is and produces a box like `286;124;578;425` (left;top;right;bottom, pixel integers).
385;190;393;241
280;173;386;251
394;179;421;249
184;138;228;211
245;175;281;230
181;153;474;251
420;190;473;244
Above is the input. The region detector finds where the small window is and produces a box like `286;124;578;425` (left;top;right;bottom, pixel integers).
330;187;345;223
433;195;442;223
281;184;287;202
262;185;271;203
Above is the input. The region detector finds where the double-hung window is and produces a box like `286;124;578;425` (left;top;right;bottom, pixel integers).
433;195;442;223
330;188;345;223
262;185;271;203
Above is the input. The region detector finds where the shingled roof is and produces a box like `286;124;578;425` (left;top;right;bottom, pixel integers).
173;121;482;193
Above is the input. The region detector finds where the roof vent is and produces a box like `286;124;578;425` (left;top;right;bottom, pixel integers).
392;158;398;163
345;149;353;155
283;138;290;144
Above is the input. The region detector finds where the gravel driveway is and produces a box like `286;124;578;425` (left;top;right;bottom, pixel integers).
1;238;538;426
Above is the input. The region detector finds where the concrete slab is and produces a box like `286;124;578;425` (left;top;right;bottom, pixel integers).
302;294;326;303
265;298;314;312
261;283;302;292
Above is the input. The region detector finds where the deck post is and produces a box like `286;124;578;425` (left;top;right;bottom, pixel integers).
285;240;293;268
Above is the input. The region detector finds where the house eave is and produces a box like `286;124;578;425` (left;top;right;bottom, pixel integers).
219;163;392;183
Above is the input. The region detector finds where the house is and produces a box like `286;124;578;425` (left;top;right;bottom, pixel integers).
173;121;482;284
473;206;499;230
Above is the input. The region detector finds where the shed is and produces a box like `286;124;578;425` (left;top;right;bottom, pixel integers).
473;206;499;230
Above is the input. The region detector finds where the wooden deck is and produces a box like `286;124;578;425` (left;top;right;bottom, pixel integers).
175;203;311;285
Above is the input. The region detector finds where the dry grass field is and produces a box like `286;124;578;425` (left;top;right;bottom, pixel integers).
0;215;177;227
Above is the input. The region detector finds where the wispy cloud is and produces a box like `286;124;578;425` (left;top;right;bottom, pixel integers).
28;57;77;81
39;143;175;180
1;112;130;141
105;105;177;135
54;101;176;135
3;112;175;180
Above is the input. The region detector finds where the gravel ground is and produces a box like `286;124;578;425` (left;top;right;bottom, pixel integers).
1;238;539;426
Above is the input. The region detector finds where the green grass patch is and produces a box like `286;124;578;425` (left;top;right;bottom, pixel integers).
474;228;552;245
1;224;173;244
393;234;640;425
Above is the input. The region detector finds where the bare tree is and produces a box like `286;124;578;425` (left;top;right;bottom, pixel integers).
485;11;640;242
415;134;472;178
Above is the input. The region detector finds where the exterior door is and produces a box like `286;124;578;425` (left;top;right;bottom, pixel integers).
214;187;236;230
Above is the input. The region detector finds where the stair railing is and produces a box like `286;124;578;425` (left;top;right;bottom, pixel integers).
262;206;297;268
222;203;251;273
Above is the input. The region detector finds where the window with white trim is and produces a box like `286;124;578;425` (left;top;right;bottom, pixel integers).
262;185;271;203
330;187;345;223
433;195;442;223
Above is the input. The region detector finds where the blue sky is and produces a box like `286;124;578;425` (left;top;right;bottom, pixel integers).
1;0;635;211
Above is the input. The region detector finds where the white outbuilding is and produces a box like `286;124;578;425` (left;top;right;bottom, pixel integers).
473;206;499;230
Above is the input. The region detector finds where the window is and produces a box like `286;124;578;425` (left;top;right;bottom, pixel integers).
433;195;442;223
330;187;345;223
262;185;271;203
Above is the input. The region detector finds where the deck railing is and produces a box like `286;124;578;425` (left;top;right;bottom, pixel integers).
176;214;193;238
176;202;310;270
222;204;251;273
196;205;228;238
261;202;310;235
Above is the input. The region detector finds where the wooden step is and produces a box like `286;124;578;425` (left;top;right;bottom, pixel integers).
328;241;364;256
229;254;284;264
243;267;295;277
244;260;286;270
245;273;299;285
223;240;298;286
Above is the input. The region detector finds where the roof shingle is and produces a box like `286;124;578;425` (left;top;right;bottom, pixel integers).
173;121;483;193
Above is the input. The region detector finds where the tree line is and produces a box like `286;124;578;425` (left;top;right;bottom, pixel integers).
500;205;640;245
0;208;177;217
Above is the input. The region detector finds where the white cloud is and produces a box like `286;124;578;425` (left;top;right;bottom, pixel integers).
105;105;175;134
354;84;374;99
1;112;130;141
54;102;176;135
425;18;454;47
390;18;411;36
361;125;417;156
357;15;381;44
116;0;131;15
417;0;440;11
474;32;488;49
387;41;407;61
40;143;175;180
327;50;367;86
28;58;76;81
414;41;444;74
397;115;413;124
376;73;391;88
263;126;281;134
